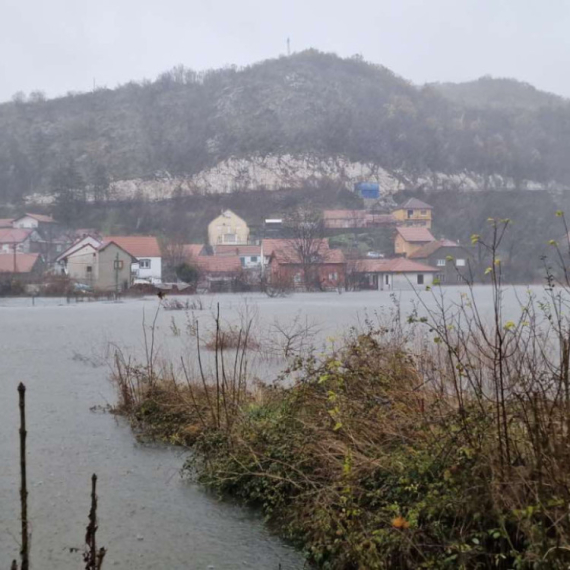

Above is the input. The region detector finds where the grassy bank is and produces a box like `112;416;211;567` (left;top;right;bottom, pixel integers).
113;295;570;568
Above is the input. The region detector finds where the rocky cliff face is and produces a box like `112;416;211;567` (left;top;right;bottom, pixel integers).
23;152;563;207
105;154;562;202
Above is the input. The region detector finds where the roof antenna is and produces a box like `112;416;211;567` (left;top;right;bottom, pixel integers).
287;37;291;56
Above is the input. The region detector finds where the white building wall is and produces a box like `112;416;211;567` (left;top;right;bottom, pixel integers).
132;256;162;283
391;272;434;291
13;216;39;229
240;255;262;269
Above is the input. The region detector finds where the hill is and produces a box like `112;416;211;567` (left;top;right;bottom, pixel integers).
431;76;567;110
2;50;570;205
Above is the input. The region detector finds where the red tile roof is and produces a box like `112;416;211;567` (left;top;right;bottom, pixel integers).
395;198;433;210
104;236;161;257
194;255;242;273
0;228;33;244
0;253;41;273
272;247;345;265
354;258;436;273
262;239;294;257
396;227;435;243
262;238;332;256
98;241;138;261
214;244;261;256
182;244;206;259
409;239;459;259
15;213;56;223
0;218;14;228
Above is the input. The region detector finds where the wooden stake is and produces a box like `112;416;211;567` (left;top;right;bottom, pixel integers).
17;383;29;570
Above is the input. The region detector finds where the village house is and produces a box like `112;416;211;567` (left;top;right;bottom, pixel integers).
12;213;58;231
409;239;472;284
394;226;435;257
392;198;433;229
212;244;262;269
354;258;436;291
66;241;136;292
3;213;71;263
105;236;162;283
208;210;250;246
0;228;42;254
267;239;346;290
56;235;105;274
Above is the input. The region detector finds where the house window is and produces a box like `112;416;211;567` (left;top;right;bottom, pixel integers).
139;259;151;269
385;274;390;285
223;234;237;244
240;258;246;267
250;256;258;263
436;273;446;283
294;272;302;283
86;266;92;273
328;272;338;281
417;274;424;285
436;259;446;267
456;259;466;267
407;209;414;218
114;259;124;270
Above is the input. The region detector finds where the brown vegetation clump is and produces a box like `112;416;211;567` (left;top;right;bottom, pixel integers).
204;326;260;352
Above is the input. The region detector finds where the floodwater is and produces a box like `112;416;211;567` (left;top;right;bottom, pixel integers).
0;286;551;568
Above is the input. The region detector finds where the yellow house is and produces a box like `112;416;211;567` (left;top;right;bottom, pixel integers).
392;198;433;229
394;227;435;257
208;210;249;246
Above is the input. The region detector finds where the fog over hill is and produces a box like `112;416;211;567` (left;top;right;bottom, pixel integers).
1;49;570;205
431;76;568;111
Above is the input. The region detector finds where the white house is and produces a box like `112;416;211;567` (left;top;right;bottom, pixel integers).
0;228;42;254
105;236;162;283
12;213;57;230
56;235;104;274
355;258;436;291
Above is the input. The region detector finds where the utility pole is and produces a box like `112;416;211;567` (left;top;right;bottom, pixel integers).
13;243;17;274
287;37;291;56
114;252;120;296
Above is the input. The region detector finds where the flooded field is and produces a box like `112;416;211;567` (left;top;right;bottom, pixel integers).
0;286;549;568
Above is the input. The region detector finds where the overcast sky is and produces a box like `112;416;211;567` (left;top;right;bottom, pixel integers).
1;0;569;102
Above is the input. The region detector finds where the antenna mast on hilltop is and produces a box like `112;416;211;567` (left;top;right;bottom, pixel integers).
287;37;291;56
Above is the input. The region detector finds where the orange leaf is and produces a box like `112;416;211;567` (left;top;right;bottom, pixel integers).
392;516;410;529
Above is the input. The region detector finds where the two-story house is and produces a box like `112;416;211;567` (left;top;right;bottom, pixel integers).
409;239;472;284
392;199;433;229
66;240;136;292
105;236;162;283
394;227;435;257
58;235;162;283
208;210;249;246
